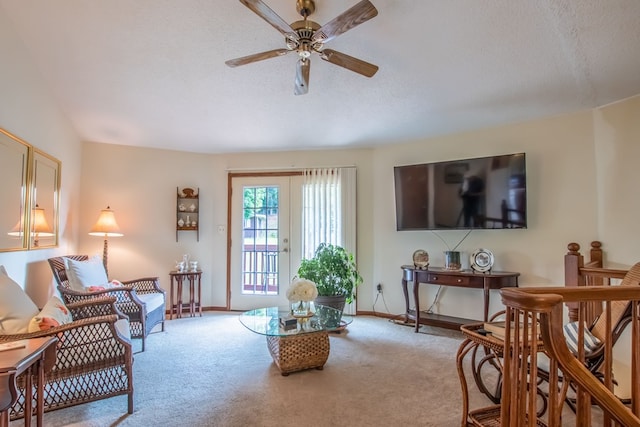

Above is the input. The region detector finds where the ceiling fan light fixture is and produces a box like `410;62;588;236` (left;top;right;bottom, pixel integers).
228;0;379;94
286;21;319;50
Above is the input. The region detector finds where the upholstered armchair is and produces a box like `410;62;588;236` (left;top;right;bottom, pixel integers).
48;255;166;352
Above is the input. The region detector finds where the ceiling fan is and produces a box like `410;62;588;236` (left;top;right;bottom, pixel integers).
225;0;379;95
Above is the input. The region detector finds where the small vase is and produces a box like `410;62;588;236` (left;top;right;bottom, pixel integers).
291;300;311;317
444;251;462;270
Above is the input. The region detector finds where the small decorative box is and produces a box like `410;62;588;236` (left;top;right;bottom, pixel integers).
279;316;298;331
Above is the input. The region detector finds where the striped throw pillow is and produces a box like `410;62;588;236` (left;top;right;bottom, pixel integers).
563;321;602;357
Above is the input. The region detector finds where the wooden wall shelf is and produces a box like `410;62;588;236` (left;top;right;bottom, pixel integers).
176;187;199;242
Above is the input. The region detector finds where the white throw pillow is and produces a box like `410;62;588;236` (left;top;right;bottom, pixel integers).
28;295;74;332
0;265;40;334
64;255;109;291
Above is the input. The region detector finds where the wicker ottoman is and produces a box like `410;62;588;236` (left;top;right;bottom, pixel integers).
266;330;330;376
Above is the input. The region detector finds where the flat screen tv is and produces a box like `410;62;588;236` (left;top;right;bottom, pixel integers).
394;153;527;230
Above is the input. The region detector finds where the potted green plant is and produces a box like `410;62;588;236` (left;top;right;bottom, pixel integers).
296;243;363;314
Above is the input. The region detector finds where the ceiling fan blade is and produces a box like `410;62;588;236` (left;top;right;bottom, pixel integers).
225;48;291;67
239;0;299;42
294;58;310;96
319;49;378;77
311;0;378;44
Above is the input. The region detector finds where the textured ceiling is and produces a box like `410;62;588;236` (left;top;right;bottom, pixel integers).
2;0;640;154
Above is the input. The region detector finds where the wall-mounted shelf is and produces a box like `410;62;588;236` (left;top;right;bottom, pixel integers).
177;187;199;242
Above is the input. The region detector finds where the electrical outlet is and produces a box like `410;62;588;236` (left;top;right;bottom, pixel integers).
376;283;383;293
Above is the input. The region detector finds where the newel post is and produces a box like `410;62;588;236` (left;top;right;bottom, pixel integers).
564;242;584;322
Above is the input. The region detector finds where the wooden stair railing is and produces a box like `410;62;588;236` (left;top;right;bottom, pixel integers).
499;285;640;427
564;241;628;324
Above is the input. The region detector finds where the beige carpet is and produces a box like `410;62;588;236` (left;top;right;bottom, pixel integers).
36;312;497;427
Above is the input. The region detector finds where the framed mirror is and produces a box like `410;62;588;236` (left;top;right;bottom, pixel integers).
30;149;61;249
0;128;61;251
0;129;30;251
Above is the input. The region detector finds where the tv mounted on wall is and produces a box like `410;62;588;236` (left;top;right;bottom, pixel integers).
393;153;527;230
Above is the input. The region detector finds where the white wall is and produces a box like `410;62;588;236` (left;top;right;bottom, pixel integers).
593;95;640;267
76;143;222;305
0;8;82;307
77;145;375;310
78;101;639;320
373;111;603;320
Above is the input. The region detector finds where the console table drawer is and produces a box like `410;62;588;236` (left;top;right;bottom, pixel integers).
427;273;483;287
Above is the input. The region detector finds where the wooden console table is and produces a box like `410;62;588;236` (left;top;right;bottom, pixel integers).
400;265;519;332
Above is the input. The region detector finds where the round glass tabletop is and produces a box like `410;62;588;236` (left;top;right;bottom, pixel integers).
239;304;352;337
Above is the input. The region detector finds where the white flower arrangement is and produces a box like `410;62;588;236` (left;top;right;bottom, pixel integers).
286;278;318;302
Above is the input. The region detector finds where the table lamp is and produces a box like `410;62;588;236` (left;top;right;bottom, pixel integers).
89;206;123;277
8;205;54;247
31;204;54;247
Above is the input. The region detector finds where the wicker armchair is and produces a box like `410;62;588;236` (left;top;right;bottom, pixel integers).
0;297;134;420
48;255;166;352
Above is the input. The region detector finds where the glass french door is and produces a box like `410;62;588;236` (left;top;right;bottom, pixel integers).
230;176;300;310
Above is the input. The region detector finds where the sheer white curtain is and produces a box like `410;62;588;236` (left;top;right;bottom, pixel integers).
302;168;339;257
302;167;357;313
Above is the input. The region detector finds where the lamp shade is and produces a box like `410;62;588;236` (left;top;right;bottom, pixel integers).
7;204;53;237
89;206;123;237
32;204;54;235
7;215;24;237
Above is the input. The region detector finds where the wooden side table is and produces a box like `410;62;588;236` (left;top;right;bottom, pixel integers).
168;270;202;319
0;337;57;427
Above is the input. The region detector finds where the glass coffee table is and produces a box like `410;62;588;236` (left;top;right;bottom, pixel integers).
239;305;349;376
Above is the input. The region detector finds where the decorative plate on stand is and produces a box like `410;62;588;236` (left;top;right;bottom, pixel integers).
470;248;494;272
412;249;429;270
